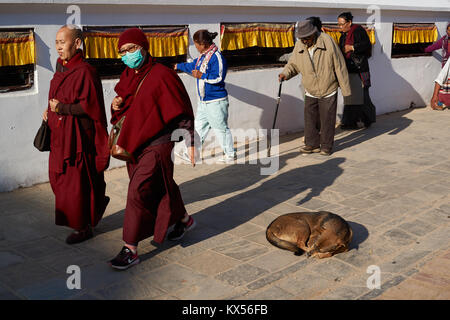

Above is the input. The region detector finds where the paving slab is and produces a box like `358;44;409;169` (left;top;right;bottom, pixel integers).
172;277;236;300
138;263;208;293
276;272;337;299
178;250;241;276
240;286;295;300
215;263;269;287
95;277;166;300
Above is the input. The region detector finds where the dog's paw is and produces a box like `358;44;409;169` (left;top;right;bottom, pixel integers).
317;252;333;259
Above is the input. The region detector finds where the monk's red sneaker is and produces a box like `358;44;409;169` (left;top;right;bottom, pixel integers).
109;246;140;270
167;216;196;241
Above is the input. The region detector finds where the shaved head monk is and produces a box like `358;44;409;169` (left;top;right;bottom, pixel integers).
42;25;110;244
108;28;196;270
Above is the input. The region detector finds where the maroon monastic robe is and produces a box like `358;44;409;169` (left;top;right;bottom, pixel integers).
112;56;194;244
47;50;110;230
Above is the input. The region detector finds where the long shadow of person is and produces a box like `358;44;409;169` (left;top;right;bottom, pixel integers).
95;148;300;235
333;108;413;152
178;148;299;205
138;155;365;262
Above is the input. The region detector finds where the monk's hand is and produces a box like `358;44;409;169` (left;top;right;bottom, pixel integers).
49;99;59;112
192;70;203;79
278;74;286;82
42;109;48;122
112;96;123;111
344;45;354;54
189;146;196;167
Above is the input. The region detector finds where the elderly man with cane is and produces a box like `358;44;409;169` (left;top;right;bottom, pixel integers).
279;20;351;156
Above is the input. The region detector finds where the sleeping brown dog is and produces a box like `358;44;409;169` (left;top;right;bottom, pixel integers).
266;211;353;259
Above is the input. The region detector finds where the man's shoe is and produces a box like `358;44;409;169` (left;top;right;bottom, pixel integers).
109;246;140;270
300;146;320;154
320;149;332;156
66;227;93;245
168;215;196;241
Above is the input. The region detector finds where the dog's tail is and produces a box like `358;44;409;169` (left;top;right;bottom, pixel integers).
266;227;303;255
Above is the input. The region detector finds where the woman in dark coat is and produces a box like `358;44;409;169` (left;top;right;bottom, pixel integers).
337;12;376;130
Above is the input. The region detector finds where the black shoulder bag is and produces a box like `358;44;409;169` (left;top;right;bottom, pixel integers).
33;120;51;152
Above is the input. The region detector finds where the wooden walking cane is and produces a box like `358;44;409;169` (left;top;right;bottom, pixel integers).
267;80;283;157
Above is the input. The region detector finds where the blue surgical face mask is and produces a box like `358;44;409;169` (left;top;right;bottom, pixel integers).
121;49;144;69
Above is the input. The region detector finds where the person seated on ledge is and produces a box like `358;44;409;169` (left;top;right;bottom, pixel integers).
431;58;450;110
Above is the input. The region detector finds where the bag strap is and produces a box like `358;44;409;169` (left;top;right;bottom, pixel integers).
134;66;153;98
113;63;153;126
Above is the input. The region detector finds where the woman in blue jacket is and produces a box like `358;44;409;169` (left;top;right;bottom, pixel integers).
175;30;236;162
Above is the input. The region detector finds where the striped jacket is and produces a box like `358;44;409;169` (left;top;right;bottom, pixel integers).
177;50;228;102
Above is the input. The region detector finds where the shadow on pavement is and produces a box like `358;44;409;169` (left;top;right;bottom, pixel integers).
179;149;298;205
94;139;301;236
334;108;414;152
136;155;369;261
95;210;125;236
346;221;369;250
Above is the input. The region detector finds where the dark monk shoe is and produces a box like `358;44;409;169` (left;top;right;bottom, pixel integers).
66;226;93;245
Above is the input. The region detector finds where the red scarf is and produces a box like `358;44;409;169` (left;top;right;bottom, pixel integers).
195;44;218;73
113;58;194;155
344;24;360;59
48;50;110;173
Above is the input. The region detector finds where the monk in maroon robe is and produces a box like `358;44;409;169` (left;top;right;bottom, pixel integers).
42;25;110;244
108;28;196;270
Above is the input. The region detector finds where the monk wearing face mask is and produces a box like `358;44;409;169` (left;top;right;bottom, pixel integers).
109;28;196;270
43;25;110;244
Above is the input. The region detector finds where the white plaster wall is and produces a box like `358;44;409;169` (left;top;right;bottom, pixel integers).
0;3;448;191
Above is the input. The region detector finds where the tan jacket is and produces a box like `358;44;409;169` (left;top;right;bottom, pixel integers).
281;32;351;98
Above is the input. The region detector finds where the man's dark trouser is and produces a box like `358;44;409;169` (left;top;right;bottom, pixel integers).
304;93;337;151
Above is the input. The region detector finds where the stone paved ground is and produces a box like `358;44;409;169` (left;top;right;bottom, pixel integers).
0;107;449;300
